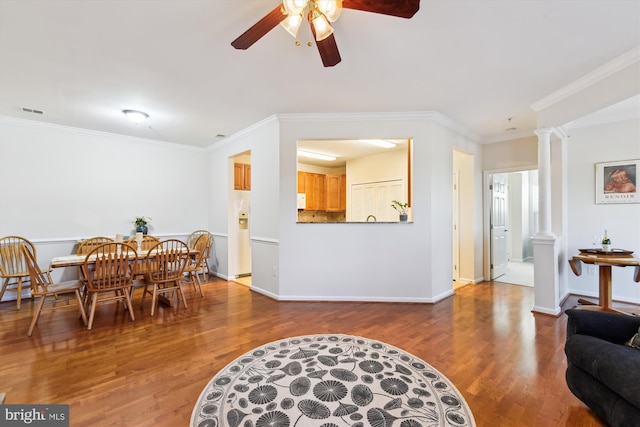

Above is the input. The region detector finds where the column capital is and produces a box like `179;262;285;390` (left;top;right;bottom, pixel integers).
534;127;554;137
553;126;569;140
532;232;557;242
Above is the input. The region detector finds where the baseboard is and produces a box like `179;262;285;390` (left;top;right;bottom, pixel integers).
531;305;562;316
213;272;233;281
250;287;451;304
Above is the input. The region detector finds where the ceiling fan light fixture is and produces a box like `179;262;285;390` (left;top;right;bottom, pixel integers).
281;13;303;38
283;0;307;15
122;109;149;124
316;0;342;22
310;10;333;41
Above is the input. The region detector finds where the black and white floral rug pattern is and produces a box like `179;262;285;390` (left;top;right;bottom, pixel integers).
191;334;475;427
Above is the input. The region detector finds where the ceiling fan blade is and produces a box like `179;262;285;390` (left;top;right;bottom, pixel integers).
315;34;342;67
307;15;341;67
231;5;287;50
342;0;420;19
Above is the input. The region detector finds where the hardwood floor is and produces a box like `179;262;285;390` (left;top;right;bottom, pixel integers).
0;278;613;426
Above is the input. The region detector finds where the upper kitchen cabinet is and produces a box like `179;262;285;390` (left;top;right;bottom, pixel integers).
298;172;326;211
234;163;251;191
326;174;346;212
297;172;346;213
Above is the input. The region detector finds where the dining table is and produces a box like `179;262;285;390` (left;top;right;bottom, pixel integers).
49;247;199;306
49;248;198;269
569;248;640;314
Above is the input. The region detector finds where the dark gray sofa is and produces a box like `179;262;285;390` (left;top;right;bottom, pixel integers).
565;308;640;427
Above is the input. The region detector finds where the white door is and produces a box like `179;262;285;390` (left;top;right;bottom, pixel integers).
351;180;404;222
490;173;508;279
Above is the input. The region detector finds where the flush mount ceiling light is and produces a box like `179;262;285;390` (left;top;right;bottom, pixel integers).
297;150;336;161
122;109;149;124
358;139;396;148
231;0;420;67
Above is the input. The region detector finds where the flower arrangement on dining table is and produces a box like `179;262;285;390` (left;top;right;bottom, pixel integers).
132;216;152;227
132;216;152;234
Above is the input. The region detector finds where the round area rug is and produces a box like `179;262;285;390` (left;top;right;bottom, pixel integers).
191;334;475;427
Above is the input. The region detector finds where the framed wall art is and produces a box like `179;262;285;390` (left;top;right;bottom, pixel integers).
595;159;639;204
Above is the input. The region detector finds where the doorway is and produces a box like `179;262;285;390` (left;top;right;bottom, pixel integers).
230;151;252;286
452;171;460;283
452;149;474;288
488;170;537;287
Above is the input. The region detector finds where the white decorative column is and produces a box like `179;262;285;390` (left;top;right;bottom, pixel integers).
532;128;561;315
534;128;554;237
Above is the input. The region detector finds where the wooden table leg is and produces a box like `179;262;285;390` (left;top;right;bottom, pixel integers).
158;295;173;306
599;265;613;311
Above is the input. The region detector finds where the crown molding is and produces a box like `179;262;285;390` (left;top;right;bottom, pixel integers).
530;46;640;112
482;129;535;144
206;115;279;152
276;111;431;123
275;111;482;142
427;111;483;142
0;115;205;152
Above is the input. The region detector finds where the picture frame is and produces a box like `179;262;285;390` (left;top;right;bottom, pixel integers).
595;159;639;204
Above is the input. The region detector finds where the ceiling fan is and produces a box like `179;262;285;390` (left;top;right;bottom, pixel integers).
231;0;420;67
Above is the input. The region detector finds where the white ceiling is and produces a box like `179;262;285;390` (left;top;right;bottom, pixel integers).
1;0;638;148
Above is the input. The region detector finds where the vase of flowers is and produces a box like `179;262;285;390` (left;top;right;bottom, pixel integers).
133;216;152;234
391;200;409;222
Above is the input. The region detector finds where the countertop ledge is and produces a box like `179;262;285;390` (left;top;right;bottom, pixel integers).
297;221;413;224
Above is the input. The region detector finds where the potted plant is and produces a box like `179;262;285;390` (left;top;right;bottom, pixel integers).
132;216;152;234
391;200;409;222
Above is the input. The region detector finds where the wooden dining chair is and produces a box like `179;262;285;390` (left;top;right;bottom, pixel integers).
187;230;214;280
0;235;45;309
182;235;208;297
124;235;159;297
82;242;137;330
124;234;159;251
22;246;87;336
76;236;114;255
141;239;190;316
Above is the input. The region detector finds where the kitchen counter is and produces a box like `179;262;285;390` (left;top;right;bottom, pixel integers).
297;221;413;224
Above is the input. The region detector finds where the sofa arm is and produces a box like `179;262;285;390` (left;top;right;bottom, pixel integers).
566;308;640;345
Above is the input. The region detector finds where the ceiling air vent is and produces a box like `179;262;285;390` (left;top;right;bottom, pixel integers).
21;107;45;115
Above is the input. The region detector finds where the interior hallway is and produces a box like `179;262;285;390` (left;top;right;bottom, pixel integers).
497;260;534;287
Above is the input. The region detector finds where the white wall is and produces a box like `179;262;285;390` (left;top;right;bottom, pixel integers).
208;112;483;302
206;117;281;295
271;112;482;302
566;117;640;303
482;136;538;171
0;117;208;239
0;117;209;296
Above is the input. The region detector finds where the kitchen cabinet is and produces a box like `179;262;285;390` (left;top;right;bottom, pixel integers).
326;174;346;212
298;171;346;212
305;173;324;211
234;163;251;190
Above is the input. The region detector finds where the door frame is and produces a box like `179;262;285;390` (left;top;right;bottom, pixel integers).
483;166;538;281
228;150;252;280
452;171;460;282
